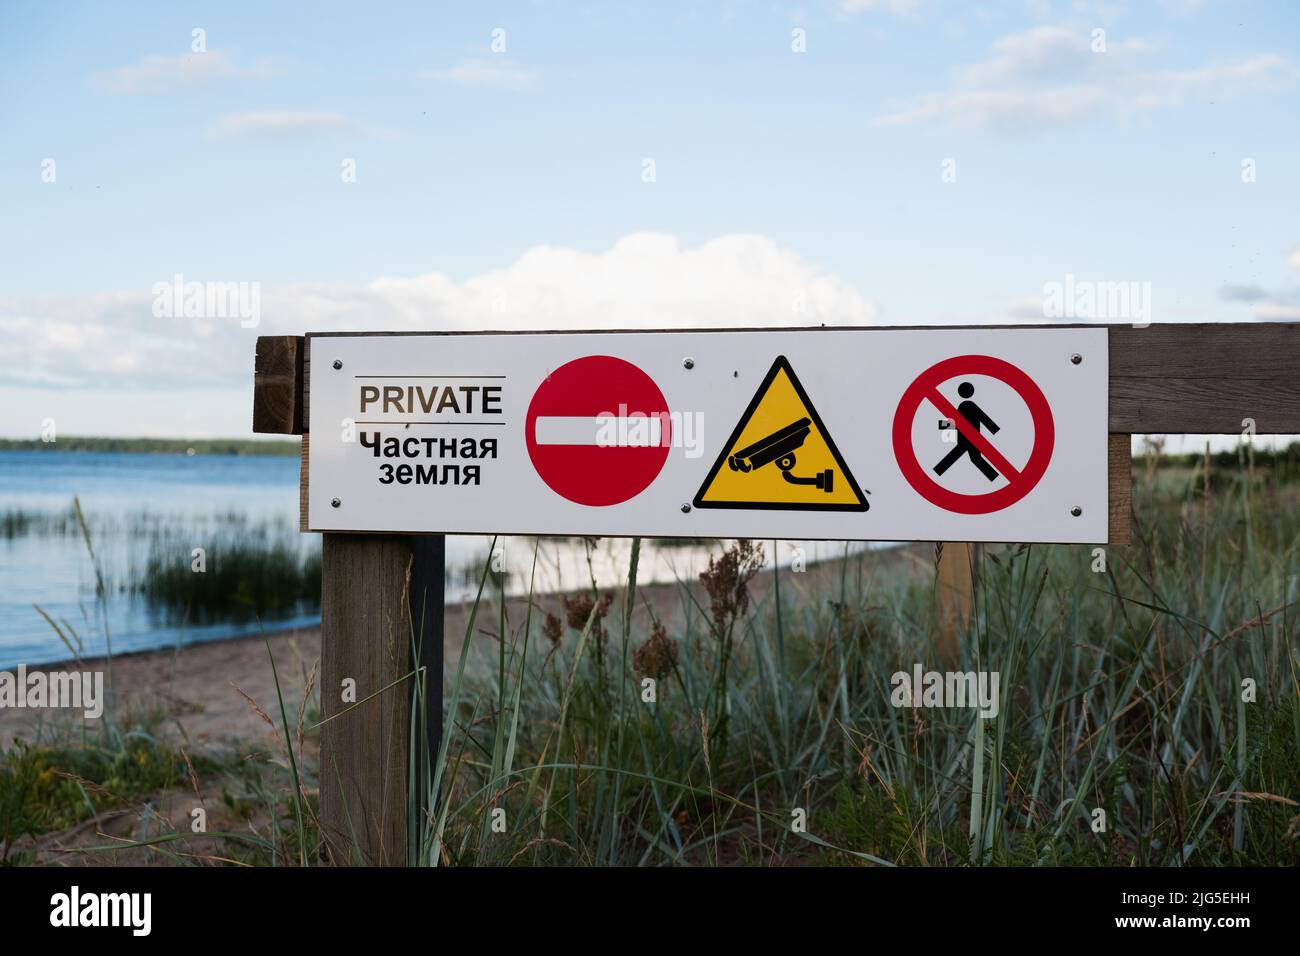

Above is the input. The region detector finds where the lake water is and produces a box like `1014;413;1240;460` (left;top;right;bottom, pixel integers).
0;450;871;669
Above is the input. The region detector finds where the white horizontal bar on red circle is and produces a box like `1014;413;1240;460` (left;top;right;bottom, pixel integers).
533;415;665;447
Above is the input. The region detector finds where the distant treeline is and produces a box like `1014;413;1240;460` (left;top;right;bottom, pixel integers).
0;437;300;456
1149;439;1300;472
1;435;1295;467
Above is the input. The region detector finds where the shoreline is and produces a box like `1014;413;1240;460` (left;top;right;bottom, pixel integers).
0;543;930;750
8;540;924;674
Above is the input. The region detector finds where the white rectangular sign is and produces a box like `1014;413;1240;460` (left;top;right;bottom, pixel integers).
307;327;1109;543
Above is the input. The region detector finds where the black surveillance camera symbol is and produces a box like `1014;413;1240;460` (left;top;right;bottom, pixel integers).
727;418;835;492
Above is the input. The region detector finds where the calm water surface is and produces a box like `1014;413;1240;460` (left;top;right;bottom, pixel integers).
0;450;873;669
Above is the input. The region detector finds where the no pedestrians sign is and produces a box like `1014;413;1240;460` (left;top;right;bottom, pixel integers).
893;354;1056;515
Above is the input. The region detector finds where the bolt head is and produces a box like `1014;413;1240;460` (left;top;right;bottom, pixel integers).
680;503;692;513
332;359;343;370
1070;505;1082;517
331;497;342;508
1070;353;1083;365
682;357;695;370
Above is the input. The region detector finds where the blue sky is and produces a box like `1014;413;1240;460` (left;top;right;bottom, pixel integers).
1;0;1297;439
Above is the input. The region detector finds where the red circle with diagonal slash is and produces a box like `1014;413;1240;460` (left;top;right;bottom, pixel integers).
526;355;671;506
892;355;1054;515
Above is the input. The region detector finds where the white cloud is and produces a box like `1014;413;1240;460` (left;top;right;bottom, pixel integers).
1215;249;1300;320
0;233;877;395
420;58;537;90
1158;0;1214;13
94;51;276;95
1254;303;1300;320
957;26;1149;86
840;0;923;15
208;111;363;139
877;25;1292;131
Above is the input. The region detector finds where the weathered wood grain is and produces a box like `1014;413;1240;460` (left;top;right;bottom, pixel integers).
252;336;304;435
1109;323;1300;433
299;433;309;533
319;534;414;866
1108;435;1132;545
407;534;444;828
933;541;976;664
302;335;312;435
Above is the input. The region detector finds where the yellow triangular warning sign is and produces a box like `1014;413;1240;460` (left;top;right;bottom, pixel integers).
693;356;869;512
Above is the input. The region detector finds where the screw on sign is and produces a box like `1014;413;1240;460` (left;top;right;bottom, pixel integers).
525;355;672;506
891;355;1055;515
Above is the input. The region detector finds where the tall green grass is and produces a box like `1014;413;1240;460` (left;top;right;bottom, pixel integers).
2;498;206;865
8;446;1298;866
4;498;321;866
138;537;322;623
409;446;1298;865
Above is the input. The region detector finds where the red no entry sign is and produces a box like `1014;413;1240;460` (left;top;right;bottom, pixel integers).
892;354;1055;515
525;355;672;506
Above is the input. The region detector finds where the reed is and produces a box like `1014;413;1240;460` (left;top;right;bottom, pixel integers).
136;539;321;623
408;442;1298;865
7;443;1297;866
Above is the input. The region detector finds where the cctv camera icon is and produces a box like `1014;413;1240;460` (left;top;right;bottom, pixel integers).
727;418;835;492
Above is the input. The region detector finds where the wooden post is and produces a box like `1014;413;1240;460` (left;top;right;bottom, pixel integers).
1108;434;1132;545
933;435;1133;660
933;542;977;664
407;534;445;852
252;335;303;435
253;335;443;866
318;534;413;865
316;533;443;866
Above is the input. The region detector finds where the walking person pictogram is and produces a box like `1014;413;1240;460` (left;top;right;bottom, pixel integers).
933;382;999;481
894;354;1055;515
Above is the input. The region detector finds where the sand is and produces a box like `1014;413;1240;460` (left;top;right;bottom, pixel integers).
0;543;931;752
1;543;932;864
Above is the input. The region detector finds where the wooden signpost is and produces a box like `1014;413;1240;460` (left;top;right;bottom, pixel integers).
253;322;1300;865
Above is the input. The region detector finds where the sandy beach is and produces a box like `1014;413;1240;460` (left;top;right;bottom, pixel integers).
0;542;930;865
0;543;930;752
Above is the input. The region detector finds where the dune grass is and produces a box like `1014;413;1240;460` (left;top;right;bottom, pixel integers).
4;444;1298;866
405;443;1298;866
1;500;231;865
